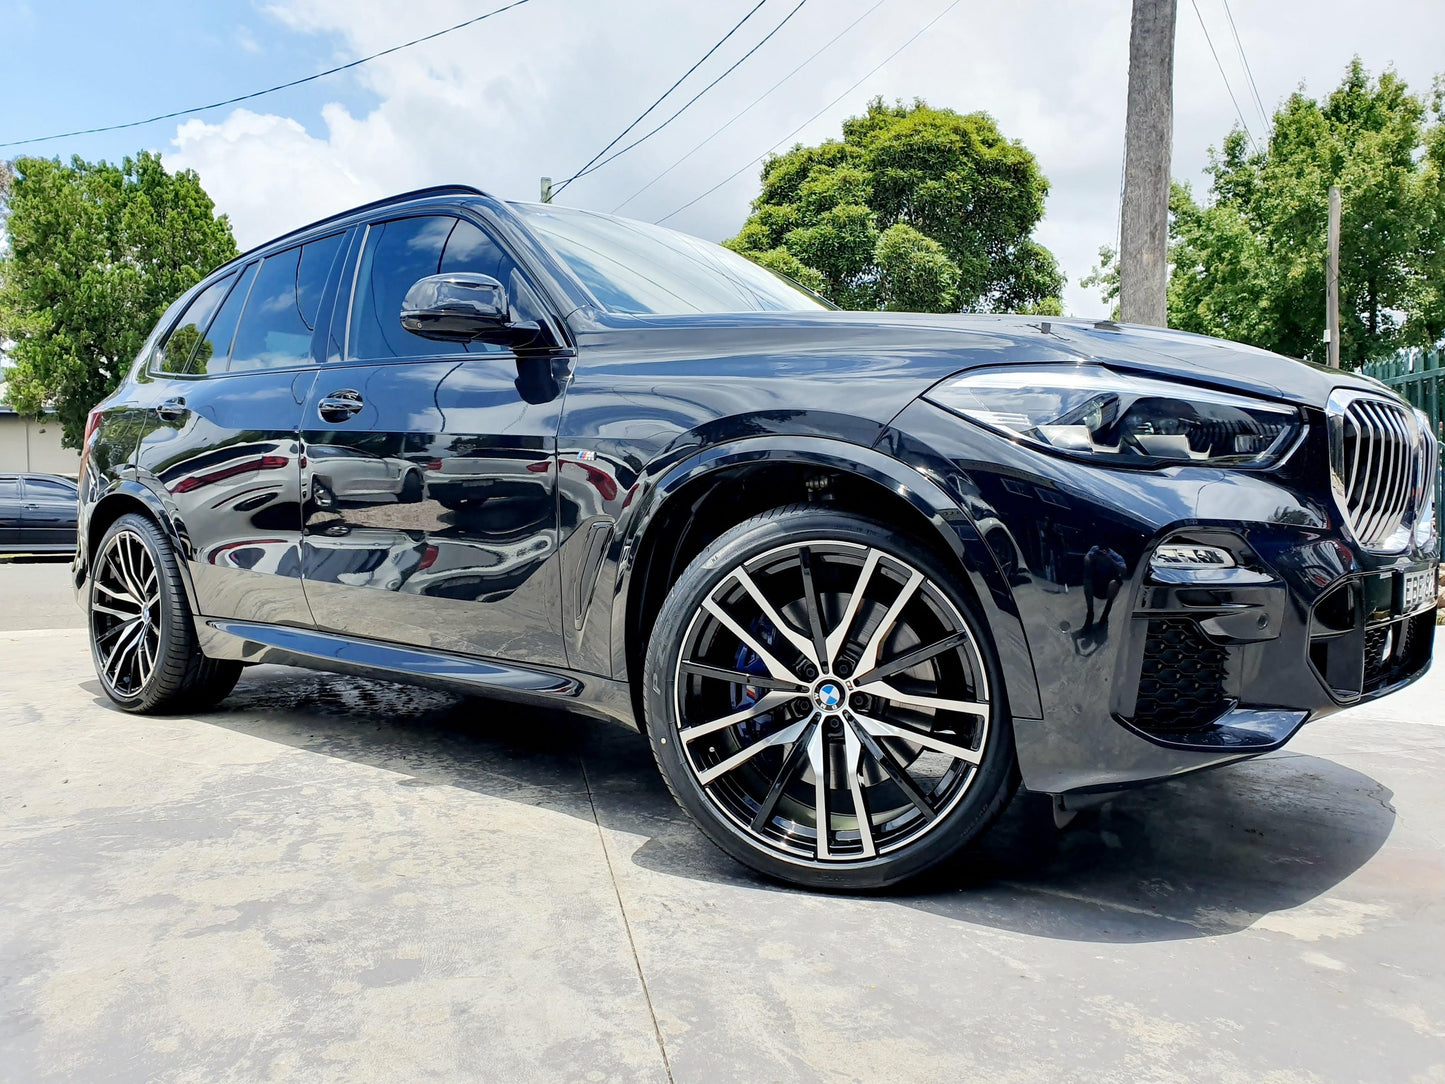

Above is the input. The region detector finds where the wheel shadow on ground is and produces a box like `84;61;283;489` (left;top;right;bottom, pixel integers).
86;664;1396;946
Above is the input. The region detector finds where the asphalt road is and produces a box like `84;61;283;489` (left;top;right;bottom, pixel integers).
2;563;1444;1081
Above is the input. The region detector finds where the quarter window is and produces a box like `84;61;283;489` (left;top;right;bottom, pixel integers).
229;233;344;373
192;262;257;375
155;273;236;374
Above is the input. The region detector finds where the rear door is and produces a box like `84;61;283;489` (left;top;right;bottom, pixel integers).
18;476;77;546
299;211;570;665
132;230;348;626
0;476;20;546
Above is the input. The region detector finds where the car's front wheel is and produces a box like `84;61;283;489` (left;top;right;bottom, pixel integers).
88;512;242;713
643;506;1016;890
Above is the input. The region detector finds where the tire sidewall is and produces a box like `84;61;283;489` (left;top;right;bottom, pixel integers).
88;514;188;713
642;507;1016;891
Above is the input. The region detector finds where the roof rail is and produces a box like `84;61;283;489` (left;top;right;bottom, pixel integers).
237;184;489;258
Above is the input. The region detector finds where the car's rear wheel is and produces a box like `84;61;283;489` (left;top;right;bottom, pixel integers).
643;506;1016;890
88;513;241;713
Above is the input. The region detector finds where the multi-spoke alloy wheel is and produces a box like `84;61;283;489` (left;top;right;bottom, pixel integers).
645;507;1015;889
91;528;163;700
87;513;242;713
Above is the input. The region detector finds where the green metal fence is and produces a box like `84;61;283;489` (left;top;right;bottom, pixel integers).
1362;348;1445;552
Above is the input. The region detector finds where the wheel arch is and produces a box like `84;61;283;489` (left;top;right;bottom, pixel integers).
615;436;1042;724
85;481;201;615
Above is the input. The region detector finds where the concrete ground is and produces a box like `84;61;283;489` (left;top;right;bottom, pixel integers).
2;560;1444;1082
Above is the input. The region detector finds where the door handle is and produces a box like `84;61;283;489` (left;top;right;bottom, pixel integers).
317;389;364;422
156;396;189;421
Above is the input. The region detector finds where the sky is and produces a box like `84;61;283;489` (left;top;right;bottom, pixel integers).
1;0;1442;317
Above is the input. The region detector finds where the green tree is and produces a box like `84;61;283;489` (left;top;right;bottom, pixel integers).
0;151;237;445
726;97;1064;314
1162;60;1445;366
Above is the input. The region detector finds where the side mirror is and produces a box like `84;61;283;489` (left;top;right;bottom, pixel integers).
400;272;547;350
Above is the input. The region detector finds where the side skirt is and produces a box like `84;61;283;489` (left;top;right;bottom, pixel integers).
196;618;638;728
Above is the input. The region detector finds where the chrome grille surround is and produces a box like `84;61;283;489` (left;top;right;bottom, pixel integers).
1326;389;1430;553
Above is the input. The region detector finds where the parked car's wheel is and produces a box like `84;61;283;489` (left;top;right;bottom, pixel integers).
400;470;424;504
311;479;337;512
88;513;242;713
644;506;1016;890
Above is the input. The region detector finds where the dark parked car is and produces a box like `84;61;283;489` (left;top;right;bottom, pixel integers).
0;472;78;553
73;185;1437;889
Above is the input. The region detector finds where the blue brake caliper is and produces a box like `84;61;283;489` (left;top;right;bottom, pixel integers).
731;614;778;743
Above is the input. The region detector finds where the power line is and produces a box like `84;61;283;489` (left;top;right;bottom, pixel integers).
1188;0;1259;154
0;0;538;150
655;0;966;226
552;1;771;197
612;0;893;213
564;0;810;191
1219;0;1271;140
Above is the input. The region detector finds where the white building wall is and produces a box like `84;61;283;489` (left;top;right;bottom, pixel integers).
0;412;81;476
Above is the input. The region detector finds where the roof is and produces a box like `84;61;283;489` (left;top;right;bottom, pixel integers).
238;184;489;259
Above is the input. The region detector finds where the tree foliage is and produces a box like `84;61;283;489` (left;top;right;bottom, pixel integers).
726;98;1064;314
1163;60;1445;366
0;151;237;445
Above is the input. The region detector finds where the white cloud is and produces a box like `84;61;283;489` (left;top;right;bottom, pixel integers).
166;0;1445;316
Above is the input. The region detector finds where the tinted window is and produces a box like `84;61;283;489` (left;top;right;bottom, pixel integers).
155;273;235;373
348;216;525;360
24;477;75;498
514;203;829;315
192;262;257;375
0;478;18;501
349;217;455;360
230;233;344;372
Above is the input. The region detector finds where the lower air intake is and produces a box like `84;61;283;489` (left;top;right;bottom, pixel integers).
1133;618;1229;733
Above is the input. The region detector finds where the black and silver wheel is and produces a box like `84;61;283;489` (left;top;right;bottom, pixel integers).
88;513;242;713
644;506;1016;890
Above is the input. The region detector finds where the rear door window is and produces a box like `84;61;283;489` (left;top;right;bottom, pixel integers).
23;477;76;499
229;233;345;373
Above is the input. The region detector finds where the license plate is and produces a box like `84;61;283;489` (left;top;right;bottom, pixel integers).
1403;567;1436;614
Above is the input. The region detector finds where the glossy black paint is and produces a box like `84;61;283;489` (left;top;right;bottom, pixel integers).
75;185;1436;799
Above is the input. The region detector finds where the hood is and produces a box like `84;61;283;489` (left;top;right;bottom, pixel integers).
588;310;1388;413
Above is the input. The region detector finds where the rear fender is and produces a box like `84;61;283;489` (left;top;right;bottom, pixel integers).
84;479;201;616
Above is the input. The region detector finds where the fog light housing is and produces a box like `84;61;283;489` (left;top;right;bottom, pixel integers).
1151;543;1236;571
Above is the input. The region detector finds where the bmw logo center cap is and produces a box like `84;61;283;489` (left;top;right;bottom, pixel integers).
816;681;843;710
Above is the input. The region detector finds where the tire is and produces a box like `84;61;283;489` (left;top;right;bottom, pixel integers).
88;512;242;714
643;505;1017;891
312;479;336;512
400;470;424;504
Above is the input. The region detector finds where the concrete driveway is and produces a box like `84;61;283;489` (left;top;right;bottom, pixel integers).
2;560;1444;1081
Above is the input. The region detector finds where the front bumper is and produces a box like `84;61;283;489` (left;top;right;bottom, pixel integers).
884;399;1437;797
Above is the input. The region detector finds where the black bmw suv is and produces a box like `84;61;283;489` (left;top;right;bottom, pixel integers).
75;184;1437;889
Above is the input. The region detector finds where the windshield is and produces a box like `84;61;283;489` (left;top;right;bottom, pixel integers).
512;202;829;316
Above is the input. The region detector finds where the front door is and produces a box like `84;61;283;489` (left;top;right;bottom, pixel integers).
299;212;569;665
132;230;347;626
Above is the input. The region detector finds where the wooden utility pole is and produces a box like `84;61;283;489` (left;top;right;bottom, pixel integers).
1326;185;1341;368
1118;0;1177;327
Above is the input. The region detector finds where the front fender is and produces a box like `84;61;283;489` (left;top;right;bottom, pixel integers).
607;434;1043;722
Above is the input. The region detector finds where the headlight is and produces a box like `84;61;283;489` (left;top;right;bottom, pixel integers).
1414;408;1438;550
925;364;1303;467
